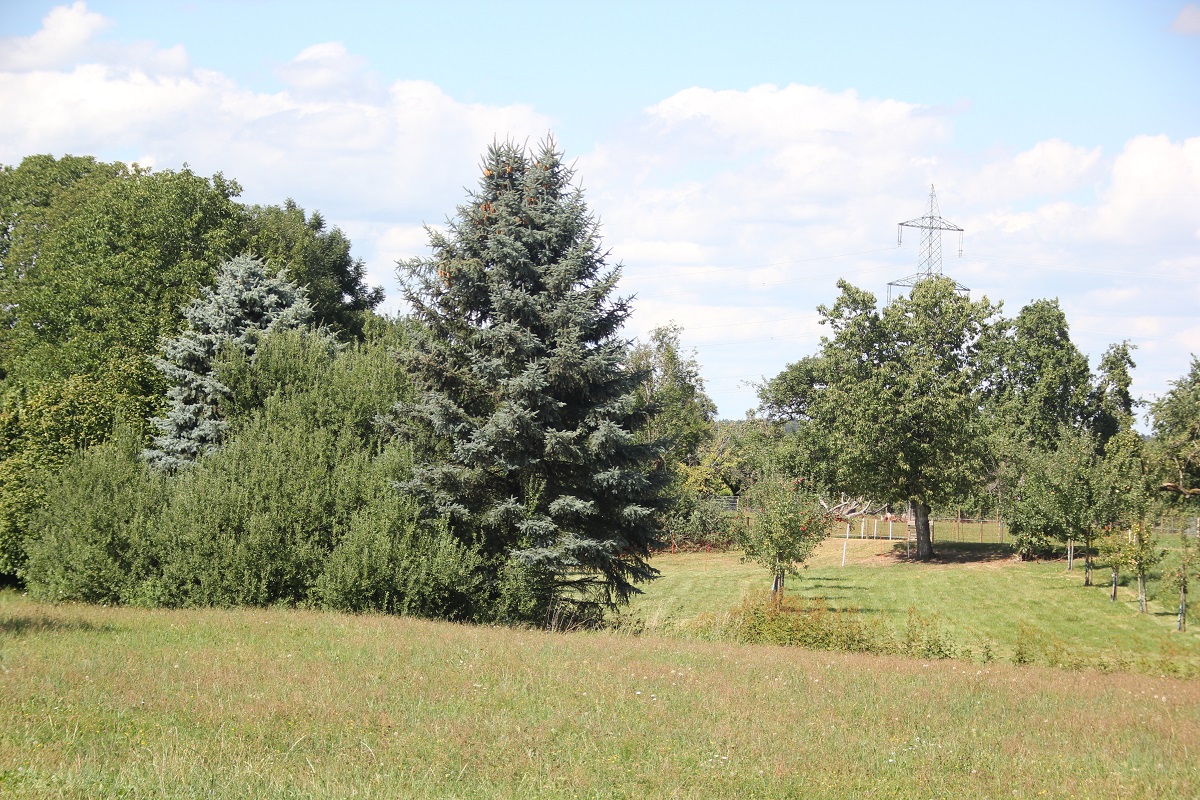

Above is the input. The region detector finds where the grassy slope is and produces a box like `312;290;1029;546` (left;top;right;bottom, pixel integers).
632;540;1200;665
3;590;1200;799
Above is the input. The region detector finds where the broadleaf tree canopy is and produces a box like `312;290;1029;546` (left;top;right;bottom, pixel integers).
761;276;1001;560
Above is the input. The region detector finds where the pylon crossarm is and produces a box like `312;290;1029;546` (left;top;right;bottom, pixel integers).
899;216;963;232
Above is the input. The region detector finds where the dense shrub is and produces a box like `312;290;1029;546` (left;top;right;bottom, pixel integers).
23;321;554;622
24;325;414;606
725;592;887;653
315;495;483;619
662;493;737;550
714;593;962;660
148;414;378;606
23;424;165;604
144;325;414;607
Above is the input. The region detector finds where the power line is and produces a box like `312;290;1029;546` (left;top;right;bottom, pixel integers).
623;246;898;280
633;263;897;299
966;254;1198;282
681;332;820;349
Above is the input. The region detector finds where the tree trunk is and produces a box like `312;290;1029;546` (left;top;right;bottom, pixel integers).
1138;571;1147;613
1067;538;1074;570
771;567;784;606
913;501;934;561
1179;577;1187;632
1110;569;1118;602
1083;539;1092;587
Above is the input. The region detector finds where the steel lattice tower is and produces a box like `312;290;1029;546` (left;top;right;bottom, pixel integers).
887;185;967;302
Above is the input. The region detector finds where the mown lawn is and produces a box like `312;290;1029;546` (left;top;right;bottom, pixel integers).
630;539;1200;668
3;589;1200;798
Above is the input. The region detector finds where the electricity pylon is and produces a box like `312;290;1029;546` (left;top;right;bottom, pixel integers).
888;185;967;302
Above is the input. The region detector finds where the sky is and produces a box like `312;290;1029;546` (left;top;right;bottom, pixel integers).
2;0;1199;421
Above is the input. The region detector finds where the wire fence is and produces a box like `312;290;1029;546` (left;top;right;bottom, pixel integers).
830;515;1008;544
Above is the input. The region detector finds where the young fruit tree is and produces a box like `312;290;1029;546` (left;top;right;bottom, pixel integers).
737;471;835;603
1102;522;1162;613
397;139;668;622
1163;534;1200;631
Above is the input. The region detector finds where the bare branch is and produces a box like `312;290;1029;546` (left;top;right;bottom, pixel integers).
819;494;890;519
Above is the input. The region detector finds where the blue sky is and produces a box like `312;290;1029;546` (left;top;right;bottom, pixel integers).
3;1;1199;419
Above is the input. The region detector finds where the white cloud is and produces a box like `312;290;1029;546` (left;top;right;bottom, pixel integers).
1171;3;1200;35
973;139;1103;203
1091;135;1200;244
4;6;1200;418
0;7;550;222
577;84;1200;416
275;41;375;97
0;1;111;70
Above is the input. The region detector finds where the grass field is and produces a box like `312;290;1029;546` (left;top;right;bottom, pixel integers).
3;589;1200;799
630;538;1200;670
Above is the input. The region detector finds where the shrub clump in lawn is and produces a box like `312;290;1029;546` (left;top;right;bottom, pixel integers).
714;591;961;659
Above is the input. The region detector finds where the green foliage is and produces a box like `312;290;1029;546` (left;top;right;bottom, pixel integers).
737;470;834;598
661;494;738;550
0;156;244;386
628;324;722;550
1150;355;1200;496
22;424;164;604
628;323;716;465
315;500;483;619
0;156;387;583
1008;423;1148;566
1006;426;1099;561
1091;341;1138;448
0;155;379;582
144;328;411;606
983;299;1092;450
143;254;318;471
0;155;127;286
696;418;786;498
22;324;435;610
397;139;668;618
761;276;1001;560
0;359;160;577
244;200;383;338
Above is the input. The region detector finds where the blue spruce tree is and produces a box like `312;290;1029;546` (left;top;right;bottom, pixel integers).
398;139;669;621
143;254;314;471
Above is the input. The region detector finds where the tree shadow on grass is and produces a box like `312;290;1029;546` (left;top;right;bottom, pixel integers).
799;580;869;592
0;615;114;637
890;541;1017;564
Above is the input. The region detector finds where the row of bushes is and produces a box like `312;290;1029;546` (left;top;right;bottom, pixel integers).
18;324;532;621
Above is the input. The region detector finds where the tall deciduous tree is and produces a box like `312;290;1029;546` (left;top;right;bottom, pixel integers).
1092;341;1138;449
397;139;668;619
628;323;716;467
244;200;384;338
760;277;1000;560
984;299;1093;450
1152;356;1200;497
143;255;315;472
0;157;245;386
